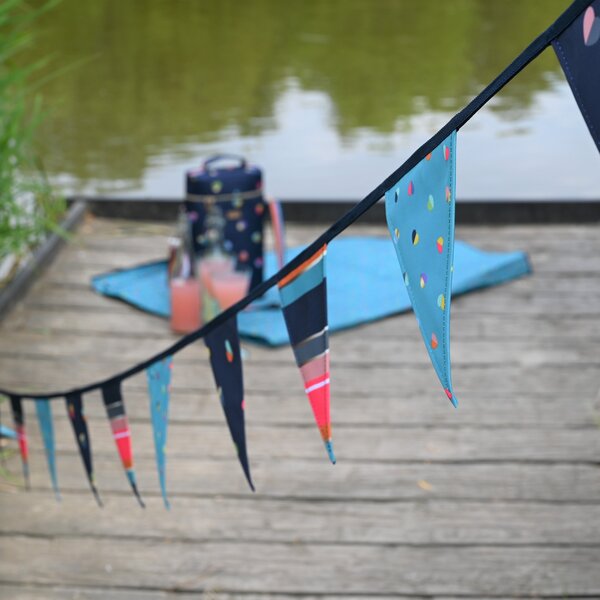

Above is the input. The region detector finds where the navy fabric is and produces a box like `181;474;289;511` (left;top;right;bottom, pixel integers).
65;392;102;505
9;395;23;429
186;155;265;289
278;280;328;346
186;155;261;195
553;0;600;152
92;237;531;346
204;317;253;490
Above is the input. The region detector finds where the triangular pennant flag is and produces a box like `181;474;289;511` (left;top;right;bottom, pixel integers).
34;400;60;500
553;1;600;152
146;356;173;509
385;132;458;407
65;392;102;506
278;244;335;463
9;395;29;488
205;316;254;490
101;381;144;507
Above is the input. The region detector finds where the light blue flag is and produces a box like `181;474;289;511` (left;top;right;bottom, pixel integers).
146;356;172;508
35;400;60;500
385;131;458;407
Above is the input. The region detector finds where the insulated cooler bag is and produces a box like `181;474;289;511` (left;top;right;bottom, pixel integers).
185;155;266;290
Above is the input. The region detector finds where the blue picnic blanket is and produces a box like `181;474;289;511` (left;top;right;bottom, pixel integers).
92;236;530;346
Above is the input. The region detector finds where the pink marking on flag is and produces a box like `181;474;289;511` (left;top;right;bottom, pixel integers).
111;416;133;470
16;424;28;462
305;373;331;441
299;352;330;383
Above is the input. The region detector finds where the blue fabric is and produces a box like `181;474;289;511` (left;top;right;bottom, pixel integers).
92;235;531;347
35;400;60;500
279;260;324;308
0;425;16;439
278;280;328;345
146;357;172;509
385;132;457;406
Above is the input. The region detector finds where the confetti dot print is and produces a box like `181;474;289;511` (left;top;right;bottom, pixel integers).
431;333;438;349
437;294;446;310
384;131;458;408
225;340;234;363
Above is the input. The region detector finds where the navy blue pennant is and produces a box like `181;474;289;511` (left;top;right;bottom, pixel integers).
553;1;600;152
65;392;102;506
205;316;254;490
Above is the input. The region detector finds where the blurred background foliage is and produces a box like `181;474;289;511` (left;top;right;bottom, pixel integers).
0;0;65;265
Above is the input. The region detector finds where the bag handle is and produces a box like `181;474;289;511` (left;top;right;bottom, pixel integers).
203;154;247;171
267;196;287;270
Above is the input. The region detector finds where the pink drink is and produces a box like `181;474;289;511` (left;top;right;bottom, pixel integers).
210;270;251;310
170;278;201;333
199;256;234;296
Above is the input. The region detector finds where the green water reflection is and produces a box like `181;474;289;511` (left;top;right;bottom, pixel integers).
30;0;568;193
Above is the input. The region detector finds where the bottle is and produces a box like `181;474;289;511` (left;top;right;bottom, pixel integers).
170;209;202;333
199;203;235;321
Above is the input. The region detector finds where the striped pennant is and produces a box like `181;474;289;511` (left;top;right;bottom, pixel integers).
9;395;29;488
35;400;60;500
205;316;254;491
146;356;173;509
278;244;335;464
102;382;144;507
65;392;102;506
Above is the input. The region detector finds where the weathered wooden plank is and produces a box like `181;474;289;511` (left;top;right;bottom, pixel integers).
18;416;595;463
0;354;597;397
6;383;593;429
23;269;600;320
1;491;597;546
7;302;600;346
0;587;374;600
2;330;599;368
1;536;598;596
33;262;600;311
0;586;575;600
5;454;600;502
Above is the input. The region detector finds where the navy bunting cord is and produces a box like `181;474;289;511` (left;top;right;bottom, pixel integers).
0;0;592;402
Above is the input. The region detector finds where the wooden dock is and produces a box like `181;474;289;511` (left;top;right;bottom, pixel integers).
0;214;599;599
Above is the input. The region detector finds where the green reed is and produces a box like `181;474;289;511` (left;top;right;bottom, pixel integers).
0;0;65;262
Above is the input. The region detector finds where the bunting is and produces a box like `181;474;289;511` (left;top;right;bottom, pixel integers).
0;0;595;508
205;316;254;490
101;382;144;507
278;245;335;463
385;132;458;407
65;392;102;505
34;400;60;500
553;0;600;152
146;357;173;509
9;395;29;488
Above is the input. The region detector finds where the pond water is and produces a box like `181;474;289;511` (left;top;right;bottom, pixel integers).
30;0;600;200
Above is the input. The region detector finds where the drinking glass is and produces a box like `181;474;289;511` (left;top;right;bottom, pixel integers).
210;265;252;311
